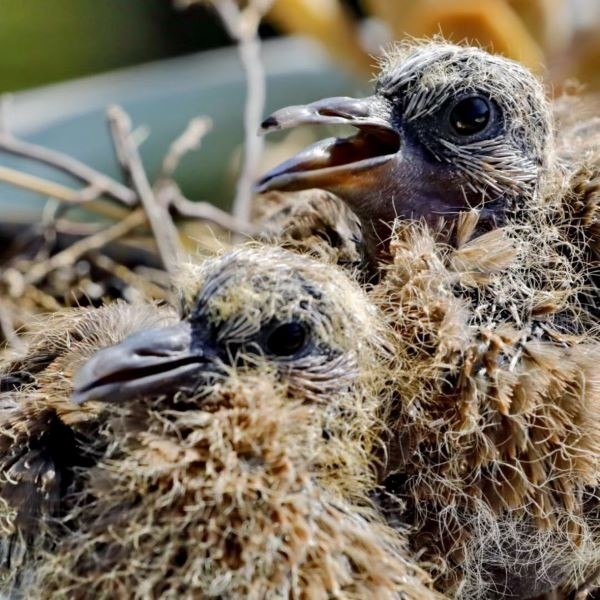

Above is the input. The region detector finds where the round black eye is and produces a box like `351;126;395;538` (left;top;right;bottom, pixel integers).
265;322;308;357
449;96;491;135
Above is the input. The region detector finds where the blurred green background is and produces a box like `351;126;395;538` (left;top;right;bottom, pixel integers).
0;0;233;92
2;0;599;94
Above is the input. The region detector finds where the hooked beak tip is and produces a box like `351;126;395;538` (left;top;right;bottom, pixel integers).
259;115;280;134
254;180;268;195
254;95;400;196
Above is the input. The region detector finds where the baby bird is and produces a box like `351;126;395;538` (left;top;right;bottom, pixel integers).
257;40;553;265
0;246;439;599
371;220;600;599
257;40;600;598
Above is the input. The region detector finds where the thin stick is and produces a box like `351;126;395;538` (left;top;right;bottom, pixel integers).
22;285;63;311
154;116;255;235
0;133;137;206
157;181;257;235
0;165;94;203
0;165;132;221
107;105;184;275
23;209;147;286
214;0;272;224
92;253;169;300
158;117;213;181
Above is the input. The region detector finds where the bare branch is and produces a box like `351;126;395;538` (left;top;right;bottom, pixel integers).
0;165;132;221
107;105;184;276
158;117;213;181
22;209;147;286
213;0;273;224
92;253;169;301
0;165;95;203
0;132;137;206
157;180;257;235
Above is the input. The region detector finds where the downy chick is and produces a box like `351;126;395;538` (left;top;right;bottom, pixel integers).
0;246;439;599
257;40;600;598
256;40;553;266
256;40;599;294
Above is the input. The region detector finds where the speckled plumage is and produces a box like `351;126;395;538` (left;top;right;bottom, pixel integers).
372;217;600;598
0;246;439;599
257;40;600;598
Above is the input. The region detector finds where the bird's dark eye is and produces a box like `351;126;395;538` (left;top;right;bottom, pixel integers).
265;321;308;357
449;96;491;135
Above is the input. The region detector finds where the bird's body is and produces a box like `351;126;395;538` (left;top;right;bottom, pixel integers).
257;40;600;598
372;217;600;598
255;189;365;270
0;246;439;599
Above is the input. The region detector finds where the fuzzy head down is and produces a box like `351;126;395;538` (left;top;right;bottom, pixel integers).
376;39;553;205
0;246;438;598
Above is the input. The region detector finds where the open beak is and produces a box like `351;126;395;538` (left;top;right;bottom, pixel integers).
255;95;399;195
72;322;211;405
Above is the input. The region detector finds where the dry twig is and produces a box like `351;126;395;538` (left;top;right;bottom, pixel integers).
0;165;131;222
211;0;273;224
0;85;257;347
157;180;257;235
92;253;169;301
158;116;213;180
22;209;147;287
154;116;254;235
107;105;184;276
0;133;136;206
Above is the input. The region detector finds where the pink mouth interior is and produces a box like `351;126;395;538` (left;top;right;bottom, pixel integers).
320;127;400;169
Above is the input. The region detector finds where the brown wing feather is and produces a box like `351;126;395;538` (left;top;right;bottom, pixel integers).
0;300;177;581
0;405;76;533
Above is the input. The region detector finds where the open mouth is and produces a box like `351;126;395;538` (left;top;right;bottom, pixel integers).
255;95;399;194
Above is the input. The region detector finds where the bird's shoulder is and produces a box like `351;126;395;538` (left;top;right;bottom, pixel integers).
254;189;365;269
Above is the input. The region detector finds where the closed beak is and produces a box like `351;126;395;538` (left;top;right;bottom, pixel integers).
72;322;211;405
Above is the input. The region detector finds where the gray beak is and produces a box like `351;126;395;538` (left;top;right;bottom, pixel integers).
255;95;399;195
72;322;210;405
